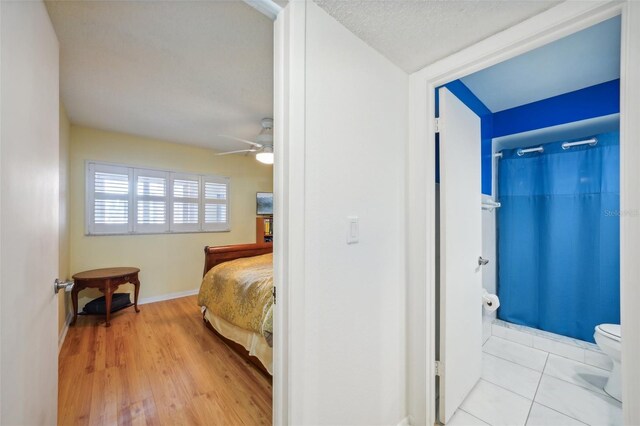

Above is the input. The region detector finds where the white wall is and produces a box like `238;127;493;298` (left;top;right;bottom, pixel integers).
281;2;408;424
0;1;60;424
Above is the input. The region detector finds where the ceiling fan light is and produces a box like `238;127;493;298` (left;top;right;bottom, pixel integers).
256;151;274;165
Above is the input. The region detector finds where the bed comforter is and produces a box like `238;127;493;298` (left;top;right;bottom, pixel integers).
198;253;273;346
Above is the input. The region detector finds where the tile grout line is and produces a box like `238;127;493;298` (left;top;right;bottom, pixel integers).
482;346;545;374
493;323;610;368
482;335;491;348
459;408;491;426
531;362;618;424
529;347;615;398
488;335;544;353
532;400;590;425
476;376;534;402
469;375;580;424
483;336;595;425
525;352;549;424
487;330;616;425
483;349;542;373
542;370;613;397
493;321;601;352
487;335;610;373
481;353;545;400
485;345;614;404
492;326;604;354
543;352;611;374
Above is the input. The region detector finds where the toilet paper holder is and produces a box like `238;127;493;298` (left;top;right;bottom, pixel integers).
482;289;500;312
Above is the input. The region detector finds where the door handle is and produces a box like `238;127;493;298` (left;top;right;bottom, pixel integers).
54;278;74;294
478;257;489;266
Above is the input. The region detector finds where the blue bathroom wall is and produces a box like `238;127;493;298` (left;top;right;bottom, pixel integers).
493;79;620;138
436;79;620;195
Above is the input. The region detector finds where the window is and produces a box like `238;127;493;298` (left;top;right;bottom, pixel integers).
86;161;230;235
135;169;168;233
203;177;229;231
171;174;200;232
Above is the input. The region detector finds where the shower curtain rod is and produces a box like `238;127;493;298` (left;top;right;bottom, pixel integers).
482;200;501;211
495;137;599;159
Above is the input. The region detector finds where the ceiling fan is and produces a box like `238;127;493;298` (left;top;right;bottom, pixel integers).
217;118;274;165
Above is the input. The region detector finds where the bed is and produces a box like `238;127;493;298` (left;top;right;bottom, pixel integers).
198;242;274;377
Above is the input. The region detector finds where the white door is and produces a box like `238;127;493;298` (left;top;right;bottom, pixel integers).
1;2;60;424
438;87;483;424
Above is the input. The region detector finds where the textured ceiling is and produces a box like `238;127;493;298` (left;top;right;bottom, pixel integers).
314;0;562;73
46;0;568;150
46;0;274;152
461;16;621;112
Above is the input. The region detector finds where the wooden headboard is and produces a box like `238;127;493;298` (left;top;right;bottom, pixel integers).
203;242;273;277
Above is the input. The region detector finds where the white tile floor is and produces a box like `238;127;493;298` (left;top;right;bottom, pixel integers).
450;336;622;426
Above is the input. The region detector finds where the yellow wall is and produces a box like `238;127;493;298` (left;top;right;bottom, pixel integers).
69;126;273;309
58;103;71;334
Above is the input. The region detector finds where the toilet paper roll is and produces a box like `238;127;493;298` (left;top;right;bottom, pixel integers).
482;289;500;312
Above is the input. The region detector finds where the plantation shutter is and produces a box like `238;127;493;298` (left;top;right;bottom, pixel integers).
135;169;169;233
87;163;132;234
203;177;230;231
171;173;200;232
86;162;230;235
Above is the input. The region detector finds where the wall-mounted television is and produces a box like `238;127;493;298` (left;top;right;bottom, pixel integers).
256;192;273;215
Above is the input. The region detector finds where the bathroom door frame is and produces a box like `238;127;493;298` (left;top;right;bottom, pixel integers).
406;1;640;424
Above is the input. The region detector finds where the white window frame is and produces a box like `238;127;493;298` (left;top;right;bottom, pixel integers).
85;161;231;235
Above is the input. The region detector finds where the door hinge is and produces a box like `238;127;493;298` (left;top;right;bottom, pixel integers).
435;117;441;133
272;286;276;305
435;360;443;376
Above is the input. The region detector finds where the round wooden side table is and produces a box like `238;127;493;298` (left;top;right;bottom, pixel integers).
71;267;141;327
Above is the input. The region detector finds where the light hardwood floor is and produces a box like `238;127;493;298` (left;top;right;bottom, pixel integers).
58;295;272;426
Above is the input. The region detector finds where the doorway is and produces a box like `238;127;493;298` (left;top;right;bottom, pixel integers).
406;2;640;425
45;1;279;424
436;15;622;424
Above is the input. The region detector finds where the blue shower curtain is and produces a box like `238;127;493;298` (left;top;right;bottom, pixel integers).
497;131;620;343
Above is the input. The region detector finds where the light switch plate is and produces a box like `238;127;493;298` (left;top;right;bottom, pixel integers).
347;216;359;244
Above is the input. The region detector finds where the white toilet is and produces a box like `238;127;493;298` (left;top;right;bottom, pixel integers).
594;323;622;402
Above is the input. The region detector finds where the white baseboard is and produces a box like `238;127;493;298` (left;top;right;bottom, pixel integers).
58;311;73;354
138;288;199;305
396;416;411;426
